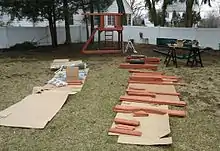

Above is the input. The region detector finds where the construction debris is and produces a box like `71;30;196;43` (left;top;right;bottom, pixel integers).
0;59;89;129
109;57;187;145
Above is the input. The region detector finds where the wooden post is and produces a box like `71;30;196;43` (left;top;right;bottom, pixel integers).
115;16;122;28
98;31;101;50
115;16;118;27
118;16;121;27
121;31;123;50
100;15;104;28
118;31;120;49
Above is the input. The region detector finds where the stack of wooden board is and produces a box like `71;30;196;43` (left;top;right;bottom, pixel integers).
128;70;185;86
119;55;160;70
126;55;161;64
109;60;187;146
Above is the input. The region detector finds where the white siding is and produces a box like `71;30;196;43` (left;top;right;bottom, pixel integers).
73;9;84;25
107;0;132;14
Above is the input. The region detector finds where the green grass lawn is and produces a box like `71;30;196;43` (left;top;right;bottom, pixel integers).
0;44;220;151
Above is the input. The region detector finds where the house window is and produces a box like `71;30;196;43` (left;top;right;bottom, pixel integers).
127;14;131;25
94;15;99;25
166;13;169;18
69;14;74;25
107;16;115;26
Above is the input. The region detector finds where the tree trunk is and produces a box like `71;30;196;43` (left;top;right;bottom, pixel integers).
63;0;72;44
52;3;58;47
161;0;168;27
117;0;125;13
90;2;94;43
97;5;100;13
116;0;126;25
185;0;194;27
52;19;58;47
82;1;89;40
151;1;158;26
151;10;158;26
48;14;56;48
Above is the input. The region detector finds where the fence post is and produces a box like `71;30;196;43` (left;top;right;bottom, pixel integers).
5;26;9;48
194;26;198;41
158;26;160;38
79;25;82;43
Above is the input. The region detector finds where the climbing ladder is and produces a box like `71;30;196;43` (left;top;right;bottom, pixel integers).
104;31;114;47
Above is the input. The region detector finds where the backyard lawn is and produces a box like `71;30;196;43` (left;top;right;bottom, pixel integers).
0;44;220;151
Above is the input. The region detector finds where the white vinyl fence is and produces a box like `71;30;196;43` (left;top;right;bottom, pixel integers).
0;25;220;50
0;25;83;49
105;26;220;50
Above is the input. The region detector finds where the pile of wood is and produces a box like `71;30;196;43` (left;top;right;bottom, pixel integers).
109;58;187;145
109;118;142;136
128;70;185;86
113;104;186;117
119;55;160;70
125;55;161;64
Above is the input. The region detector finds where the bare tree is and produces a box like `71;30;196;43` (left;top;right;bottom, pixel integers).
128;0;145;25
198;12;220;28
129;0;145;18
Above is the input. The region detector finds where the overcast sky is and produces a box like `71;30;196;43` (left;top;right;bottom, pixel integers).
199;0;220;17
133;0;220;18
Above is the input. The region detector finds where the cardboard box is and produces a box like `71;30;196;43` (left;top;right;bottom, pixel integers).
66;66;79;83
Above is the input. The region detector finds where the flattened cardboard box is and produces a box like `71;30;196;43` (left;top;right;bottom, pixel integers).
109;102;172;145
0;91;69;129
109;84;180;145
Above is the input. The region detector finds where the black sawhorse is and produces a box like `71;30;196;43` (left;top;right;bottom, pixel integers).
164;46;178;68
186;47;204;67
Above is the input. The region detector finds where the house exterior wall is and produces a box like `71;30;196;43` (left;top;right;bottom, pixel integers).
166;12;184;22
166;2;199;23
0;14;67;27
106;0;133;26
107;0;132;14
73;9;84;25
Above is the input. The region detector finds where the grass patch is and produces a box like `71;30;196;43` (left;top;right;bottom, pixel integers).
0;44;220;151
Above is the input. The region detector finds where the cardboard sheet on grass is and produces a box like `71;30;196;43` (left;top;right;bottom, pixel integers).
109;84;180;145
0;60;88;129
0;90;70;129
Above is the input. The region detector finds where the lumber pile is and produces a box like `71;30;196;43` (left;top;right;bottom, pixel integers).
109;58;187;145
125;55;161;64
128;70;186;86
119;63;158;70
119;55;160;70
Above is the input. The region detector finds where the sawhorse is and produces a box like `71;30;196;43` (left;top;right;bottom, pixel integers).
164;46;178;68
124;40;137;54
186;47;204;67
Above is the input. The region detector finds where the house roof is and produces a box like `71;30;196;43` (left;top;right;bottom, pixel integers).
167;2;199;13
74;0;132;15
107;0;132;14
